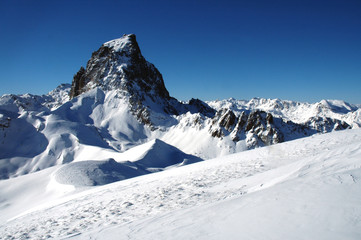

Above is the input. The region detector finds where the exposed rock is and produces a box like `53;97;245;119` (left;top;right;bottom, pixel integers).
266;113;273;124
211;127;224;138
68;34;179;127
230;111;247;141
307;117;350;133
69;67;86;99
187;98;216;118
219;109;237;131
243;111;283;147
69;34;170;100
0;116;10;129
209;108;237;139
209;109;299;148
136;107;152;126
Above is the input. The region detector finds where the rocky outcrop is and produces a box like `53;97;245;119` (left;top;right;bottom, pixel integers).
208;106;352;149
69;67;86;99
209;109;319;148
242;111;284;148
0;116;10;129
209;109;235;138
307;117;350;132
187;98;216;118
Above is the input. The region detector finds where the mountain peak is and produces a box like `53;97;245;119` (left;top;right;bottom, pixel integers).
103;34;138;53
69;34;170;101
68;34;179;127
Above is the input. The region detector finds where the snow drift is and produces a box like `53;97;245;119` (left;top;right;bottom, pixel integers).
54;138;202;187
54;159;147;186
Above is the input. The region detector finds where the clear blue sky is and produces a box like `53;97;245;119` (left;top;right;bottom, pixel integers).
1;0;360;104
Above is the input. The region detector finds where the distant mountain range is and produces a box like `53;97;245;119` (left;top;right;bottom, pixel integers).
1;34;360;179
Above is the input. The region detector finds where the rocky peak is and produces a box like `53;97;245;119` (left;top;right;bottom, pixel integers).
68;34;179;127
69;34;170;101
104;34;137;50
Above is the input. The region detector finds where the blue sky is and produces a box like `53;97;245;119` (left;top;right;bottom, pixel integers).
0;0;360;104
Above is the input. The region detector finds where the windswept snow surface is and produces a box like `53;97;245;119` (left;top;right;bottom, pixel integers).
0;129;361;239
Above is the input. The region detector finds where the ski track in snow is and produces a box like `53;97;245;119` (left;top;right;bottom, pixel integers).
0;129;361;239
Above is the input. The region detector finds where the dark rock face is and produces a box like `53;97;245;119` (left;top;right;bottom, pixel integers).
209;109;233;138
69;34;170;101
307;117;350;132
231;111;248;141
187;98;216;118
69;67;86;99
209;109;321;148
208;106;350;149
243;111;284;148
0;119;10;132
219;109;237;131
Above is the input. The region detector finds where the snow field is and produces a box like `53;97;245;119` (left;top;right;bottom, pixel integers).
0;129;360;239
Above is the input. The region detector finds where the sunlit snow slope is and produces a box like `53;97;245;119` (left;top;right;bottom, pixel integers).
0;129;360;239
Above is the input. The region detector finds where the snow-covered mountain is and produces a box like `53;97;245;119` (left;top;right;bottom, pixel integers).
0;34;360;180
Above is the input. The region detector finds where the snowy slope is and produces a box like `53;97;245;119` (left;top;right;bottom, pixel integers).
0;138;201;224
0;129;360;239
1;86;358;178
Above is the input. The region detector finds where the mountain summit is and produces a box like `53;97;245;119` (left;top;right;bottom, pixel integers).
70;34;169;100
70;34;182;127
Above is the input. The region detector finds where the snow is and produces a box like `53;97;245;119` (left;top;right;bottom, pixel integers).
0;165;66;223
1;84;360;179
119;138;202;169
54;159;148;186
53;139;202;187
103;34;135;52
0;129;360;239
45;83;71;110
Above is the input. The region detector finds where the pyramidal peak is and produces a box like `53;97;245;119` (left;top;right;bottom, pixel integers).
69;34;182;128
69;34;169;102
